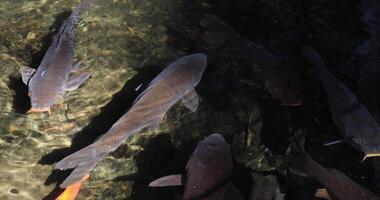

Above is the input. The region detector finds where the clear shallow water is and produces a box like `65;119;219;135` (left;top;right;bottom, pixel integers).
0;0;277;199
0;0;182;199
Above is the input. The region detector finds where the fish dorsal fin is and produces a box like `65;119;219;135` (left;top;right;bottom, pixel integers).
149;175;183;187
20;66;36;85
181;88;199;112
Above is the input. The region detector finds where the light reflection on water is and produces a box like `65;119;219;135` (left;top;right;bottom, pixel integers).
0;0;183;199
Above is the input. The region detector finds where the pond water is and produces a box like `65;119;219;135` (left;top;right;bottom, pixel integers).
0;0;378;199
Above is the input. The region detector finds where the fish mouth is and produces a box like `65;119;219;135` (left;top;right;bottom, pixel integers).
281;102;302;106
27;107;51;115
362;153;380;161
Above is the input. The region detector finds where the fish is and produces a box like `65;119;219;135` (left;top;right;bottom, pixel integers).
201;15;302;106
55;174;89;200
55;53;207;188
302;46;380;158
362;0;380;45
293;131;380;200
149;133;244;200
359;0;380;124
20;0;93;114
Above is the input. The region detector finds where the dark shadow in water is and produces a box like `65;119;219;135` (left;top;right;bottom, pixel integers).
124;133;187;200
42;169;73;200
258;98;292;155
39;65;162;199
8;77;30;113
11;11;71;114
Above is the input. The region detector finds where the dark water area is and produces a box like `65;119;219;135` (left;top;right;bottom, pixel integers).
0;0;379;199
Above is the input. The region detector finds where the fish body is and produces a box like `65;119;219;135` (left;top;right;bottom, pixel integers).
231;34;302;106
55;53;207;188
21;0;93;113
149;133;243;200
303;46;380;157
362;0;380;45
294;132;379;200
55;174;89;200
200;15;302;106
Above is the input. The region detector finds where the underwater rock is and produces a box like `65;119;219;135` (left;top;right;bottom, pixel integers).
249;173;284;200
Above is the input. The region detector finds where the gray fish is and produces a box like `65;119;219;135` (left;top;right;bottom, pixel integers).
303;46;380;159
21;0;93;114
55;53;207;188
293;131;380;200
149;133;244;200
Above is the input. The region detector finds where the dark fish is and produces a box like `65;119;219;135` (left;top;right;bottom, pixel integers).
362;0;380;45
303;46;380;159
293;131;380;200
55;54;207;188
249;174;284;200
149;133;244;200
359;0;380;123
201;15;302;106
20;0;93;114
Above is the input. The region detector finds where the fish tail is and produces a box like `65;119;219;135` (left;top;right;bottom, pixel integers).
302;46;328;81
294;130;307;155
289;130;312;177
56;174;89;200
70;0;96;25
55;143;104;188
302;46;327;70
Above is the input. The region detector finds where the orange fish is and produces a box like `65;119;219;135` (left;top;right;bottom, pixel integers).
56;174;89;200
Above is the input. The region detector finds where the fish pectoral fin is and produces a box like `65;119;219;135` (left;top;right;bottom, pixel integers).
71;62;82;72
181;88;199;112
20;66;36;85
149;174;183;187
65;72;91;91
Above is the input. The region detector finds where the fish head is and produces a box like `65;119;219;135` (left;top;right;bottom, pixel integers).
183;133;233;199
28;90;61;113
186;53;207;86
362;3;380;44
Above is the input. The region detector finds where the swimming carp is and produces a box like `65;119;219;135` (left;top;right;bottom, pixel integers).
201;15;302;106
21;0;93;114
359;0;380;123
55;53;207;188
293;131;379;200
303;46;380;159
149;133;244;200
